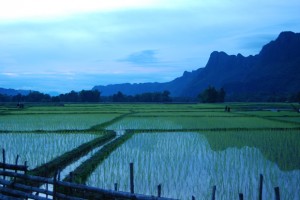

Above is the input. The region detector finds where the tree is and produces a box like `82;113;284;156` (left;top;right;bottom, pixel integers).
162;90;172;102
51;96;60;102
199;86;218;103
79;90;100;102
290;91;300;103
112;91;126;102
0;94;10;102
218;88;226;102
198;86;226;103
12;94;25;102
59;90;79;102
110;90;172;102
26;91;50;102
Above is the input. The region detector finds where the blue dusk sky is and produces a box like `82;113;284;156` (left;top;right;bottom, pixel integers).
0;0;300;93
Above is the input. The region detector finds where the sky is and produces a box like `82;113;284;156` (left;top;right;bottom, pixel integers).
0;0;300;94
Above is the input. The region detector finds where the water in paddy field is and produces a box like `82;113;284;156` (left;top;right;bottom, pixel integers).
86;132;300;200
0;133;98;169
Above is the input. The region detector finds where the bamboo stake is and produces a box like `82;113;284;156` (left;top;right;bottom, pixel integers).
130;162;134;194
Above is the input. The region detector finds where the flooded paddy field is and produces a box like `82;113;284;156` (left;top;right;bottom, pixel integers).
1;103;299;199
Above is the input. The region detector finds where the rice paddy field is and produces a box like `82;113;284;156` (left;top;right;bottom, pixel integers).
0;103;300;199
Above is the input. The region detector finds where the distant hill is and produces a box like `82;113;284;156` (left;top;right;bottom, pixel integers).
96;31;300;101
0;88;31;96
93;68;203;97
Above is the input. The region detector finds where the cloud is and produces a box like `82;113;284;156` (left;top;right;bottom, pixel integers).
119;50;158;65
0;0;162;21
0;0;234;21
234;33;277;53
1;72;19;77
0;69;177;93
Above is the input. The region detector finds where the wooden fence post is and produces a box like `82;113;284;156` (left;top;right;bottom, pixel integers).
15;155;19;173
13;155;20;182
130;162;134;194
24;160;28;200
58;169;61;181
259;174;263;200
157;184;161;197
69;172;74;194
24;161;27;175
274;187;280;200
70;172;74;182
2;149;5;180
2;149;5;164
46;182;49;199
53;170;58;200
211;185;216;200
239;193;244;200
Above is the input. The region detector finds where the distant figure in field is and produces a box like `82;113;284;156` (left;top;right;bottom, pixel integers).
17;103;24;109
225;106;228;112
225;106;230;112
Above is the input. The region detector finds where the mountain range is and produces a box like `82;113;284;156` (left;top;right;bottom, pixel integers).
0;88;31;96
93;31;300;101
1;31;299;101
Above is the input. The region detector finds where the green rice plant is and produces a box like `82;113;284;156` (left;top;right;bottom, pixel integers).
106;117;183;130
236;111;300;117
228;102;293;111
131;111;243;117
63;132;133;185
272;117;300;124
0;114;119;131
5;104;132;115
0;132;99;169
1;103;299;199
172;116;299;129
30;131;115;179
202;130;300;171
107;116;299;130
86;132;300;200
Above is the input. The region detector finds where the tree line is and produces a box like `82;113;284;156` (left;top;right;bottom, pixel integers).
0;90;101;103
108;90;172;102
197;86;300;103
198;86;226;103
1;87;300;103
0;90;172;103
